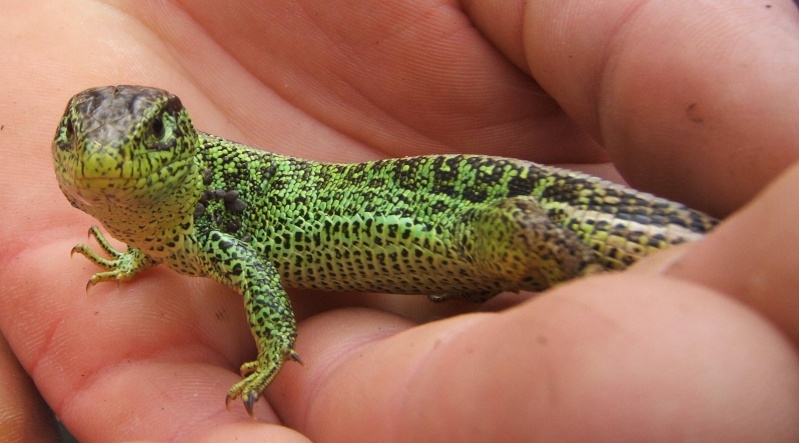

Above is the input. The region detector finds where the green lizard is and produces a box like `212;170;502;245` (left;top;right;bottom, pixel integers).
52;85;717;417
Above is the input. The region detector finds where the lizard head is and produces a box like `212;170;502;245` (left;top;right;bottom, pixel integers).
53;85;203;243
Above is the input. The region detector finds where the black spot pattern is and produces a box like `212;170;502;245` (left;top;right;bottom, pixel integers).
53;85;719;417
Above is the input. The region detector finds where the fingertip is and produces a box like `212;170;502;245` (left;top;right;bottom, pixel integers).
511;273;799;441
666;161;799;344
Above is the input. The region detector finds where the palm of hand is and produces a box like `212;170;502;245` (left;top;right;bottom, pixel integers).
1;1;799;441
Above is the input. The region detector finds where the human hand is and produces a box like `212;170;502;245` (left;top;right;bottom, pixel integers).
1;0;798;441
0;332;61;442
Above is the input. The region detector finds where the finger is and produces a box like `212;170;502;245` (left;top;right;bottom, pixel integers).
118;0;606;164
0;333;61;442
187;422;310;442
464;0;799;215
273;276;799;441
664;160;799;345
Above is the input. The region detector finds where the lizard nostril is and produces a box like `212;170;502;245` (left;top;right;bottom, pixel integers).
57;119;75;151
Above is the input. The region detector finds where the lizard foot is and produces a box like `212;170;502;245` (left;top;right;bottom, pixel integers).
226;349;302;418
71;226;155;288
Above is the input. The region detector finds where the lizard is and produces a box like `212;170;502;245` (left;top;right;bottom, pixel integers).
52;85;718;417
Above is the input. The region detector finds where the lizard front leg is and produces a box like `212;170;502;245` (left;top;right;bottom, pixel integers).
71;226;157;288
197;230;300;418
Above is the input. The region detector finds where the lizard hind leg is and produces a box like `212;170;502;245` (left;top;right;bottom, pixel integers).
468;196;602;292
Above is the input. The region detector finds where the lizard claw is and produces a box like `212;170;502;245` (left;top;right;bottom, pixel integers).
69;228;156;288
225;391;258;419
244;392;258;419
289;350;304;366
226;348;302;419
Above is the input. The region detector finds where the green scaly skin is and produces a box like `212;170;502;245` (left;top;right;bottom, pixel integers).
52;85;718;417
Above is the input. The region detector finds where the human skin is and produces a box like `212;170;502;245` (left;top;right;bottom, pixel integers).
1;0;799;441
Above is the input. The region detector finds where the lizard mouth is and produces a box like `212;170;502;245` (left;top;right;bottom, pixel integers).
60;176;148;210
64;154;197;205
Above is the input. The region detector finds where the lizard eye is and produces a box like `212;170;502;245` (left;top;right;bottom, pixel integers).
148;112;176;151
149;114;165;140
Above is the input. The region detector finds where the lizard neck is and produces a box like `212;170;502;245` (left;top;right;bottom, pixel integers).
89;153;205;260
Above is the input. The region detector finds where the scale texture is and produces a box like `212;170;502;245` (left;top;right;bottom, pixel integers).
52;85;718;416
